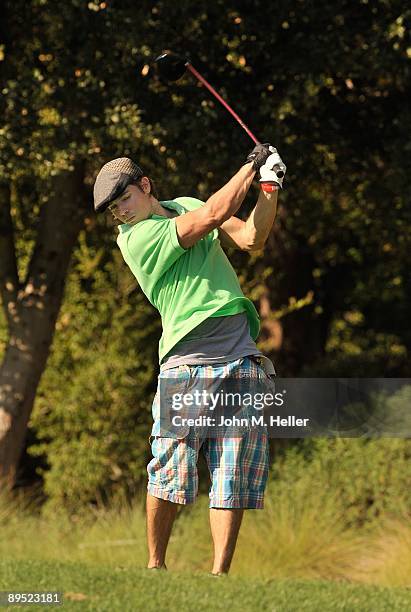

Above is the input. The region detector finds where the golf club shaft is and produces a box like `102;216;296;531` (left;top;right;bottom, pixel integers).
185;63;260;145
185;63;278;192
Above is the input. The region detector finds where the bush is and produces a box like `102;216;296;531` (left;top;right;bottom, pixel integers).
29;241;160;514
271;437;411;528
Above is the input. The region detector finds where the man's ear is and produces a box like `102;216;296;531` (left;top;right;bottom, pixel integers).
141;176;151;194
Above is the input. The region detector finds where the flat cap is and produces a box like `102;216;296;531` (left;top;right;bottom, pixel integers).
93;157;144;213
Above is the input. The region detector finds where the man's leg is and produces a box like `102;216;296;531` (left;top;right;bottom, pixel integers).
209;508;244;574
146;493;179;569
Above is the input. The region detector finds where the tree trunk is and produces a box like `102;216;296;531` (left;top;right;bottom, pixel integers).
0;164;88;489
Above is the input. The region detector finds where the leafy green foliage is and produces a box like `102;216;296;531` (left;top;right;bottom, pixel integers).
271;437;411;528
29;232;160;511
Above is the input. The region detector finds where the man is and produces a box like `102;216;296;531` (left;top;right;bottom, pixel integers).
93;144;285;575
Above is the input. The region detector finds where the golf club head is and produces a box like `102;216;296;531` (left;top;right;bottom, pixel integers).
154;51;188;82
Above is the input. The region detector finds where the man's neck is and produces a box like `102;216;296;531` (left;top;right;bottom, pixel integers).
152;200;178;218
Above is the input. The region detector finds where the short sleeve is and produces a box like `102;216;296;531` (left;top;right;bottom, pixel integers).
173;196;204;212
123;217;186;284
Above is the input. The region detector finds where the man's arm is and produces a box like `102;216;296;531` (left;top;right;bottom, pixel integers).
218;188;279;251
175;164;255;249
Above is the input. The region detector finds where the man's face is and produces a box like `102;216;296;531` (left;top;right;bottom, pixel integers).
107;179;152;225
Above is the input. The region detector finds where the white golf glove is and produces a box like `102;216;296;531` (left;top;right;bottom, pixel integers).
259;148;287;189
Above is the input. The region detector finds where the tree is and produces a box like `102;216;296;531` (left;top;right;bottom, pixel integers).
0;0;161;487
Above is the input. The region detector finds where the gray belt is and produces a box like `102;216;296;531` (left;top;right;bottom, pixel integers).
250;355;276;377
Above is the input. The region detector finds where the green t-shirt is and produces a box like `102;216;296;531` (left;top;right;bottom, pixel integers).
116;197;260;363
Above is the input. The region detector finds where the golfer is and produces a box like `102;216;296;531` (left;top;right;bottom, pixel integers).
93;144;285;575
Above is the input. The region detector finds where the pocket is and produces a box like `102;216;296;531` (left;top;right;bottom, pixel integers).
161;365;191;411
158;366;191;398
155;366;193;438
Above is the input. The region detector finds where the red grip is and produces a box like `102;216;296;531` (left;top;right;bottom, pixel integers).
260;183;279;193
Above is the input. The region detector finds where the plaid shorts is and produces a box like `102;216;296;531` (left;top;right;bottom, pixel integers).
147;356;270;509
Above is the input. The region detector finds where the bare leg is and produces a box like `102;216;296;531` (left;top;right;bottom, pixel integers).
209;508;244;574
146;493;179;568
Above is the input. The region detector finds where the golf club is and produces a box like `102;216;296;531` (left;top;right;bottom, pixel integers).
154;51;285;192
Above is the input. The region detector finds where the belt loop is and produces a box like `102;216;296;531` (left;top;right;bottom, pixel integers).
250;355;262;367
182;364;191;377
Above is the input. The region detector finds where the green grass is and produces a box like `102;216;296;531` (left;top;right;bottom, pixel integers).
1;436;411;608
2;489;411;588
1;559;411;612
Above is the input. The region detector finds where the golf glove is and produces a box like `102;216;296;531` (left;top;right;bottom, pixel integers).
244;143;275;171
259;148;287;189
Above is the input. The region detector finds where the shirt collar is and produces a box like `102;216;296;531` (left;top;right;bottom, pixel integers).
117;200;185;234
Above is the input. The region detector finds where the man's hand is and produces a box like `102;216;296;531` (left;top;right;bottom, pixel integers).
244;143;276;171
259;148;287;189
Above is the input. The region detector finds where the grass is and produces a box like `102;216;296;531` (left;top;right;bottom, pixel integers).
1;486;411;589
1;559;411;612
233;483;363;581
0;488;148;568
1;437;411;611
353;519;411;587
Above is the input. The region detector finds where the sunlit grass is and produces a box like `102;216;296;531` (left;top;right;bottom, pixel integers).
1;477;410;587
353;519;411;587
233;480;363;580
0;488;147;567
